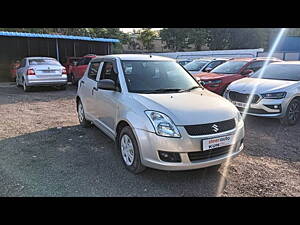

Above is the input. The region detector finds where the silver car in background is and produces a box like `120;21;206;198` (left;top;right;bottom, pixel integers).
76;54;244;174
224;61;300;125
16;57;68;92
184;58;229;75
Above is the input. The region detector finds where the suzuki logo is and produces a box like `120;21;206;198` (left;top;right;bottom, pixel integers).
212;124;219;132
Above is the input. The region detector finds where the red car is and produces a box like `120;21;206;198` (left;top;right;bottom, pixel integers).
69;54;97;85
63;57;82;81
194;57;282;95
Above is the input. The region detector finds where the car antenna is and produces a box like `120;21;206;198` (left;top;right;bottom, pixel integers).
150;54;152;58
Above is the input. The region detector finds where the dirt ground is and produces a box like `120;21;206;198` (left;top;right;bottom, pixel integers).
0;84;299;197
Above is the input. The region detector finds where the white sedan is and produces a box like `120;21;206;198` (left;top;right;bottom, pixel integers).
224;61;300;125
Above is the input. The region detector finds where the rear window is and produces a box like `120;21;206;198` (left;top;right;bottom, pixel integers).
29;59;61;66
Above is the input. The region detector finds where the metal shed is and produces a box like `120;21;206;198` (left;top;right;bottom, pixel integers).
0;31;120;82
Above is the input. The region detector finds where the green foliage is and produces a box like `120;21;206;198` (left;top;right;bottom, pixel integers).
160;28;191;51
136;28;158;50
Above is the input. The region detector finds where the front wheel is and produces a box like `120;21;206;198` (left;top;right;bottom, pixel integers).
118;126;146;174
77;100;91;127
280;99;300;126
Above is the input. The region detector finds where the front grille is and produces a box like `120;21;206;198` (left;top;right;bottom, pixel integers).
184;119;235;136
229;91;260;104
188;145;232;161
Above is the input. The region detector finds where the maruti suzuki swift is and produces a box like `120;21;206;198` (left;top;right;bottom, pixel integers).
76;54;245;174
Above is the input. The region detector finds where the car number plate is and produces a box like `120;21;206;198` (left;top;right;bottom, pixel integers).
232;101;247;108
202;135;234;151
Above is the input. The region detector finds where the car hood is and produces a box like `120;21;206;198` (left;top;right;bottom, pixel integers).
228;77;299;94
132;89;238;125
194;72;237;80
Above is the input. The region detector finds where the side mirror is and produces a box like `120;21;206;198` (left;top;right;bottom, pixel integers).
97;79;116;91
73;62;78;66
200;80;205;86
204;67;213;73
241;69;254;76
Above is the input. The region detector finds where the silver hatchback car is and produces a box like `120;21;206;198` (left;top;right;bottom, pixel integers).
76;54;245;173
16;57;68;92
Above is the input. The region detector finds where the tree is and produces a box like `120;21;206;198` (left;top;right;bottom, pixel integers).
136;28;158;50
160;28;191;51
187;28;210;50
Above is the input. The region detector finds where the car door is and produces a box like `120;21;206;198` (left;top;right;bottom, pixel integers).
79;60;102;121
92;60;120;137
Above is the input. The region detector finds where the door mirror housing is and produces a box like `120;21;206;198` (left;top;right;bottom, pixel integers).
97;79;116;91
241;69;254;76
204;67;213;73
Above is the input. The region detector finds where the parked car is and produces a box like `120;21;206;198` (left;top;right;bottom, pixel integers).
69;54;96;85
184;58;229;75
63;57;82;81
177;59;193;66
16;57;67;92
224;61;300;125
194;57;282;95
76;54;245;173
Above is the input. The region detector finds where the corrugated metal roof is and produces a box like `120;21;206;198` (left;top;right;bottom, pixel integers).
0;31;120;43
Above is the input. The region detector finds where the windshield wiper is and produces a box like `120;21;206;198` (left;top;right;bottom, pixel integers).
184;86;201;92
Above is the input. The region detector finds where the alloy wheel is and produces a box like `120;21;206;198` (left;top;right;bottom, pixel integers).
78;102;84;123
288;102;300;122
120;134;135;166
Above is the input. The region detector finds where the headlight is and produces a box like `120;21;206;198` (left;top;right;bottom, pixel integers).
261;92;287;99
203;79;222;85
145;111;181;138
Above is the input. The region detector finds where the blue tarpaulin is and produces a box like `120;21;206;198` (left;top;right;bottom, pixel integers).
0;31;120;43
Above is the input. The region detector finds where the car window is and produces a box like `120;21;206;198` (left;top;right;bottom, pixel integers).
100;62;118;83
251;64;300;81
243;61;265;73
29;58;60;66
203;60;225;72
77;58;85;66
211;61;248;74
20;59;26;68
121;60;199;93
83;58;92;65
184;60;209;71
87;62;101;81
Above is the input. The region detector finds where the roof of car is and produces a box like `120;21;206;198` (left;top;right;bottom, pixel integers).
230;57;282;62
25;57;56;60
269;61;300;65
95;54;175;61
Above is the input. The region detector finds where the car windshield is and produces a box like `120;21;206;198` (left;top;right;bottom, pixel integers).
121;60;200;93
29;58;60;66
251;64;300;81
211;61;248;74
184;60;209;71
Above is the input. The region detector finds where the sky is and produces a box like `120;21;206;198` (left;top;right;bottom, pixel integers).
120;28;162;33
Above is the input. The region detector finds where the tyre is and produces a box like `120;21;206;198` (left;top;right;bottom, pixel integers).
280;99;300;126
118;126;146;174
71;74;77;86
23;81;31;92
77;100;91;127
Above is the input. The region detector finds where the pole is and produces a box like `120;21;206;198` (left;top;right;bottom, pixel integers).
73;42;76;57
56;39;60;61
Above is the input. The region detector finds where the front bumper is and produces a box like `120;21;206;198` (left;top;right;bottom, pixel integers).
226;96;288;118
134;121;244;171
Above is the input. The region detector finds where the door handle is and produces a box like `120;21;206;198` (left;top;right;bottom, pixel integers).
92;87;98;95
